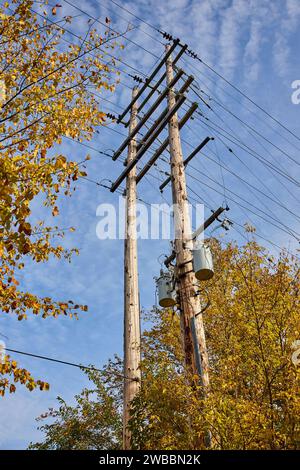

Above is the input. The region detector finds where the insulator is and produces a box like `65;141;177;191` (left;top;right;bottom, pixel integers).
161;31;174;41
106;113;116;120
129;74;144;84
134;75;143;83
187;49;198;59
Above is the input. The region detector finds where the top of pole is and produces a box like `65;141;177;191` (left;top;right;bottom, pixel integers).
117;40;180;123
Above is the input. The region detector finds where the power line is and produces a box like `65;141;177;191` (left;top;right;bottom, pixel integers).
181;117;300;220
190;108;299;186
185;63;300;155
195;146;300;222
146;109;300;237
5;347;132;381
186;167;300;241
62;0;160;59
157;141;300;240
169;110;300;222
186;54;300;144
106;0;160;33
187;188;300;260
0;10;83;46
94;0;163;46
163;78;300;195
201;103;300;204
193;108;300;205
101;0;299;145
189;83;300;168
194;113;300;188
31;7;149;80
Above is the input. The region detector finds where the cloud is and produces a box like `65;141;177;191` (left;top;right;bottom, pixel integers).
272;0;300;78
1;0;299;449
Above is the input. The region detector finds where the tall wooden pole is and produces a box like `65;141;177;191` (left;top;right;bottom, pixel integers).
123;86;141;450
165;45;210;392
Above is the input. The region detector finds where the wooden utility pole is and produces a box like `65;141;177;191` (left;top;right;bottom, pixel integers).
123;86;141;450
165;45;210;392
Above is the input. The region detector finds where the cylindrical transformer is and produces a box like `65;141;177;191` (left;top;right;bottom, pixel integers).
192;242;214;281
156;271;176;308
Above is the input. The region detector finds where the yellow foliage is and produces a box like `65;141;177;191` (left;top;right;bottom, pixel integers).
0;0;120;395
130;240;300;450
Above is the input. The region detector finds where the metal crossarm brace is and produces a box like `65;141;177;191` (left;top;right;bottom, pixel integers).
159;136;212;191
110;94;187;193
117;39;180;123
112;70;184;161
164;206;229;267
192;205;229;240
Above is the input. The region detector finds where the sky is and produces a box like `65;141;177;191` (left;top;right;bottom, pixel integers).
0;0;300;449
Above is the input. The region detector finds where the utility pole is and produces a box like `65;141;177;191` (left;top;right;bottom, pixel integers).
110;41;212;447
123;86;141;450
165;45;210;392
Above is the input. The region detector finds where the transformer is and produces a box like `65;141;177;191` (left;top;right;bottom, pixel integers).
156;271;176;308
192;242;214;281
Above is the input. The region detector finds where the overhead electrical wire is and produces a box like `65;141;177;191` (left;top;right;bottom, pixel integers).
181;105;300;189
99;102;300;243
187;185;300;260
182;113;300;219
185;167;300;241
74;0;300;188
193;146;300;222
5;347;132;381
6;0;298;255
191;109;300;205
155;147;299;241
0;11;83;46
193;114;300;187
86;0;163;46
32;2;296;202
189;82;300;168
101;0;300;145
195;96;300;204
30;7;150;80
106;0;160;32
167;76;300;197
62;0;160;59
185;54;300;144
184;63;300;155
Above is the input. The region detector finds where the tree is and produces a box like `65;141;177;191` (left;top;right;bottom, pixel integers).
130;237;300;450
30;236;300;450
0;0;122;395
29;360;123;450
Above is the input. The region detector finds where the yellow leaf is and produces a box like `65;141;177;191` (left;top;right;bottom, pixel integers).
52;206;59;216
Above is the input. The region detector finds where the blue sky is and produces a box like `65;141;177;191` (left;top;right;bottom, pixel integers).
0;0;300;449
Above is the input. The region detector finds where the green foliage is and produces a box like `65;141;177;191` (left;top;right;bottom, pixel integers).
29;359;123;450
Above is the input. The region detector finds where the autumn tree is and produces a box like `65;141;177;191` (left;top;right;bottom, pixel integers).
29;361;123;450
30;236;300;450
0;0;122;395
131;237;300;450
